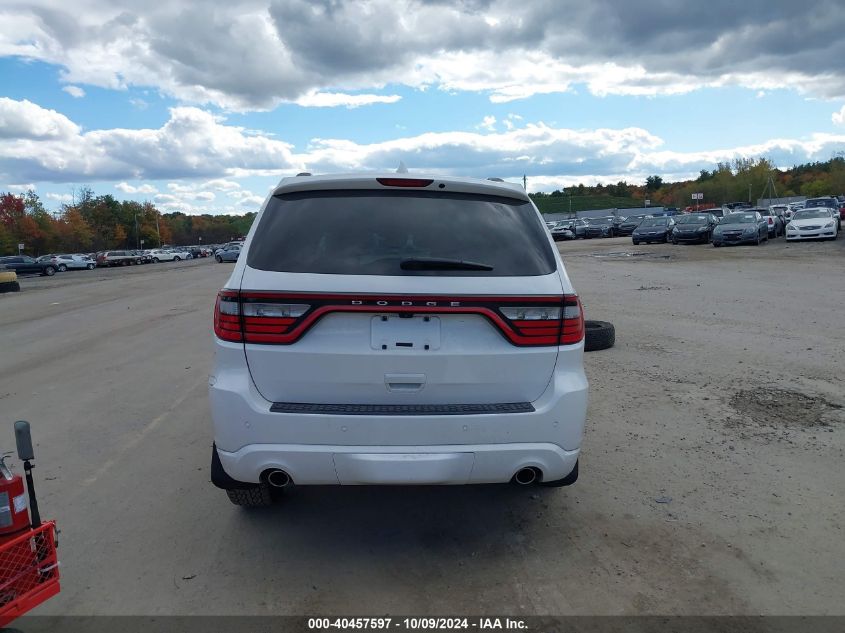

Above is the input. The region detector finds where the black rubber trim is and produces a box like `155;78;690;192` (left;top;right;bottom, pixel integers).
269;402;535;416
210;442;255;490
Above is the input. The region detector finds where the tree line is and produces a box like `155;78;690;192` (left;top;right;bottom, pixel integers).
530;156;845;210
0;187;256;256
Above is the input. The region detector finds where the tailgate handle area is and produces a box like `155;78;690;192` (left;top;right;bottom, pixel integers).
385;373;426;393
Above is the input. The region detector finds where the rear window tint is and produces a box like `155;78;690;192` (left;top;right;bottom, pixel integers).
247;190;556;276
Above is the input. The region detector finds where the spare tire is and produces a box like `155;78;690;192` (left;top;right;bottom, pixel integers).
584;320;615;352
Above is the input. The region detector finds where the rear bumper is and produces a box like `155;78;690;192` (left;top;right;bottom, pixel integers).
214;442;579;485
209;341;588;485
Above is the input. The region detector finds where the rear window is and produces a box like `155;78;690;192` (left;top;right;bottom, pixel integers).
247;190;556;276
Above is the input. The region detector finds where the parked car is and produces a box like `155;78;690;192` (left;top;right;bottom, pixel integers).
804;196;840;225
786;208;840;241
631;216;675;244
53;254;96;270
711;211;768;246
701;207;725;220
215;245;241;262
148;249;181;262
671;213;718;244
583;216;617;238
550;221;575;241
36;254;59;265
96;250;142;266
571;218;590;239
209;172;587;506
615;214;651;236
771;204;793;223
183;246;203;259
214;241;244;255
748;207;785;238
0;255;58;276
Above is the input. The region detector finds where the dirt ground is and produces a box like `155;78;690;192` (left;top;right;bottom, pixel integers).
0;236;843;617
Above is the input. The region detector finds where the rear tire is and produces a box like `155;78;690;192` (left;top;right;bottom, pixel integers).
58;264;67;272
43;266;56;276
584;320;615;352
632;240;639;245
174;256;181;261
216;255;223;263
86;263;95;270
226;484;273;507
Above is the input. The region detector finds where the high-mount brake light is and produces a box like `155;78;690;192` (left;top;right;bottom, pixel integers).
376;178;434;188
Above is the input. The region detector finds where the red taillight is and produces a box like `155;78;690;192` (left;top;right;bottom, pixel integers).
767;217;774;225
213;292;584;347
560;295;585;345
376;178;434;188
213;290;242;342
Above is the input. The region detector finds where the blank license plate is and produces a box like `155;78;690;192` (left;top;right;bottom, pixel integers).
370;315;441;351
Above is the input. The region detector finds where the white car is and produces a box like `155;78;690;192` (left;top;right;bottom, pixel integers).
786;207;839;241
550;221;575;241
49;254;96;271
209;173;588;506
149;249;182;262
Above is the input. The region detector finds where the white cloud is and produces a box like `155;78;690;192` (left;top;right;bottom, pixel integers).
2;1;844;110
294;92;402;108
203;178;240;191
833;105;845;126
62;85;85;98
0;98;79;139
115;182;158;194
476;116;497;132
6;183;35;192
0;99;300;183
4;98;845;202
46;192;73;202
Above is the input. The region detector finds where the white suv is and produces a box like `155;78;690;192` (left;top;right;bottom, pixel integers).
209;173;588;506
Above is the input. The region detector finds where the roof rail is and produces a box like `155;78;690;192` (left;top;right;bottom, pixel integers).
296;172;312;177
487;177;504;182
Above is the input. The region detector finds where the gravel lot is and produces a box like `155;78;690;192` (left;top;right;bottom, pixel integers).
0;237;843;616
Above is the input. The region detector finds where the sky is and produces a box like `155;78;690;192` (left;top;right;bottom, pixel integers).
2;0;845;215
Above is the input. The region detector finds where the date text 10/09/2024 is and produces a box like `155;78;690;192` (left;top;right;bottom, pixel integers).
308;618;529;630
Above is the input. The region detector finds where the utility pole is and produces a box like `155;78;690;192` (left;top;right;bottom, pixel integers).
134;210;140;250
523;174;527;190
748;183;752;203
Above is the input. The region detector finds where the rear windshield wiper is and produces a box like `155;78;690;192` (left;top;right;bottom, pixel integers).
399;257;494;271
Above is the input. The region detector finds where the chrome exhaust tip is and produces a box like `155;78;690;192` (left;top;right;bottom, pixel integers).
513;467;539;485
266;469;292;488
